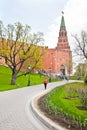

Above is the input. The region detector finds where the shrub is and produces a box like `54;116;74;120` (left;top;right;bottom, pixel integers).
84;75;87;85
66;84;87;106
77;87;87;105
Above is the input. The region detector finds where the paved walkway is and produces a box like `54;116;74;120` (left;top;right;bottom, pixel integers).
0;80;71;130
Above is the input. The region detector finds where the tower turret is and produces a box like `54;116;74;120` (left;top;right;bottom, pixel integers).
42;12;72;75
56;12;72;75
57;11;70;50
60;11;66;32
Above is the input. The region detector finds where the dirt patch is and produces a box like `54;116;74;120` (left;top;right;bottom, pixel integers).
77;106;87;110
38;95;87;130
64;96;78;100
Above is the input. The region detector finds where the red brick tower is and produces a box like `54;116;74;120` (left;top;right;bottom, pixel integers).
56;12;72;75
43;12;72;75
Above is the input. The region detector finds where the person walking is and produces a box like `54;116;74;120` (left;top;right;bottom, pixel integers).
44;79;48;90
65;74;69;81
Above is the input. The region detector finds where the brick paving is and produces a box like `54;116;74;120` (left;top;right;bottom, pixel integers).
0;88;35;130
0;81;71;130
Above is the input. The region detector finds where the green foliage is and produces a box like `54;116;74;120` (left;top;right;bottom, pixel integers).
70;76;77;80
66;84;87;106
77;87;87;105
0;21;44;85
84;75;87;85
44;82;87;129
0;65;45;91
0;65;60;91
70;75;84;80
49;77;51;82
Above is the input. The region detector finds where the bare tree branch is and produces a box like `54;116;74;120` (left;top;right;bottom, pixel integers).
72;31;87;60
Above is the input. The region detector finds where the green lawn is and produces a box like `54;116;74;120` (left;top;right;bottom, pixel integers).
44;82;87;128
0;65;46;91
0;65;60;91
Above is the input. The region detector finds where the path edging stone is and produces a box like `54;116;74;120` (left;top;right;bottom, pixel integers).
30;88;67;130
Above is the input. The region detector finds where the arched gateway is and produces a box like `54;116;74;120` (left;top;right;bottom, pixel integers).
60;65;65;75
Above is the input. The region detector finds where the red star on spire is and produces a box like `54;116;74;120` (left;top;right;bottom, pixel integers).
62;11;64;15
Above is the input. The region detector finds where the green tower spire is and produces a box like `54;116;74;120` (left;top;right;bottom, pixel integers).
60;11;66;31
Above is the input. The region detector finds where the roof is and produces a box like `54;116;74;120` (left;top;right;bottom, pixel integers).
60;12;66;31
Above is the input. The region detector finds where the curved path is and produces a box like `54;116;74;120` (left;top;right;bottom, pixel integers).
0;80;73;130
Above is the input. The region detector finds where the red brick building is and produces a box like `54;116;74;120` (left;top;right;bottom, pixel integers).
43;13;72;75
0;13;72;75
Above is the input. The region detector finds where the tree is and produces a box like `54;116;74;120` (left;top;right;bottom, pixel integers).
74;62;87;77
22;45;44;72
65;58;72;75
0;21;44;85
72;31;87;60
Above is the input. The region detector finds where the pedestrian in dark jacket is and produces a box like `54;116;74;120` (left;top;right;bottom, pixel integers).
44;79;48;90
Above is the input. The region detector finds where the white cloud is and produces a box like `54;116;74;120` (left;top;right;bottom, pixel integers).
44;0;87;49
44;16;61;48
0;0;67;33
1;0;87;51
65;0;87;34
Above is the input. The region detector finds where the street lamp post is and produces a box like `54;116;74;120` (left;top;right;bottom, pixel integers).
49;67;52;82
27;66;31;86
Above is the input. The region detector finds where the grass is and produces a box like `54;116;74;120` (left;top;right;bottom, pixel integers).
0;65;60;91
43;82;87;129
70;76;84;80
0;65;46;91
1;65;87;129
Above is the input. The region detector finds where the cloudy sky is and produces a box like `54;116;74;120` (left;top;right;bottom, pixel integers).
0;0;87;50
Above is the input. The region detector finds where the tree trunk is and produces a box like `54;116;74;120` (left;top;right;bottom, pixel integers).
11;71;17;85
